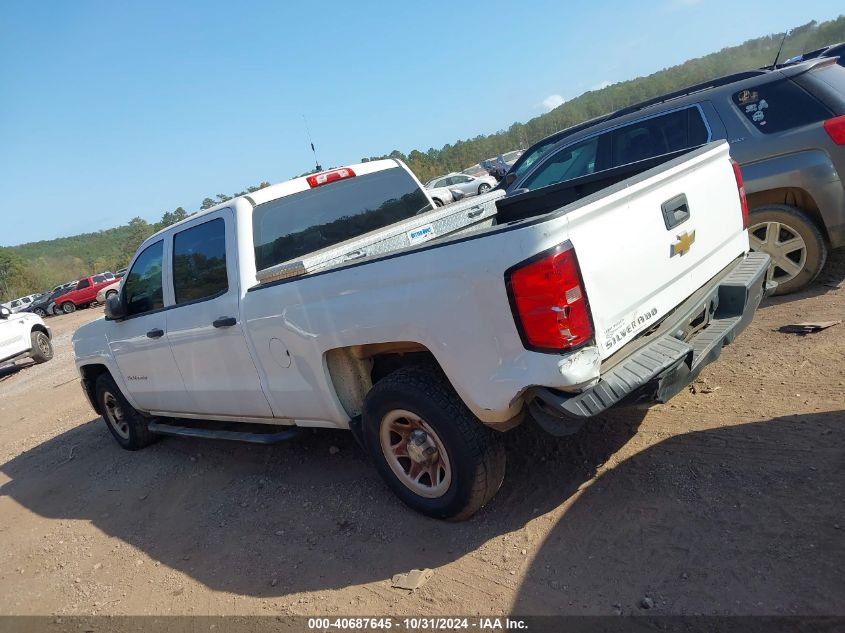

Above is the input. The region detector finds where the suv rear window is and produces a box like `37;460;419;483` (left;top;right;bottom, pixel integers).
733;80;832;134
253;167;432;271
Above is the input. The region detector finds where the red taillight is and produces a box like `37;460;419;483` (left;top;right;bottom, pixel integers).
823;115;845;145
306;167;356;188
506;245;593;351
731;159;749;230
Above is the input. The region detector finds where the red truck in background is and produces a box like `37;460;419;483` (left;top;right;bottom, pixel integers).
53;274;114;314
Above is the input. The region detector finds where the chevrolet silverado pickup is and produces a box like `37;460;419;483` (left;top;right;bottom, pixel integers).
73;143;772;519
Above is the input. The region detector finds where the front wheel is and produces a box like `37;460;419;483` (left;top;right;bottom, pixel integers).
29;330;53;363
362;366;506;520
478;183;491;195
105;290;118;300
748;204;827;295
33;307;47;317
95;373;157;450
61;301;76;314
432;198;444;208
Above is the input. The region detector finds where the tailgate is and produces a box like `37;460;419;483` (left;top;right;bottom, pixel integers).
564;142;749;360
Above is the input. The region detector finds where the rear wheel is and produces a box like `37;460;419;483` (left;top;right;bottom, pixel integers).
95;374;157;450
432;198;444;208
477;183;491;195
29;331;53;363
362;366;506;520
62;301;76;314
748;205;827;295
33;307;46;317
106;290;118;300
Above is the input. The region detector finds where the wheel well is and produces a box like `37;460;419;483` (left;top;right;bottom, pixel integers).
326;342;440;418
747;187;828;241
79;363;111;415
30;324;50;339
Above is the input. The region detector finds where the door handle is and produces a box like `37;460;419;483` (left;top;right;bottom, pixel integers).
661;194;690;230
466;207;484;218
213;317;237;328
146;328;164;339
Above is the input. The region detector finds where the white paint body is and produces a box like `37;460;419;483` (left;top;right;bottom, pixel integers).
73;144;748;428
0;311;49;363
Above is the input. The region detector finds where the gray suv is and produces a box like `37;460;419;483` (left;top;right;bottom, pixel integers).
504;58;845;294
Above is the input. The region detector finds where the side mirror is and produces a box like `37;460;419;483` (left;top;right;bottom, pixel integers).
0;306;10;319
105;294;127;320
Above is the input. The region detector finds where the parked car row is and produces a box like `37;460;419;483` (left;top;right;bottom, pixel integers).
2;269;126;319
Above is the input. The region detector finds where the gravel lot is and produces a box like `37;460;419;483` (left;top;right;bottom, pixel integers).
0;253;843;617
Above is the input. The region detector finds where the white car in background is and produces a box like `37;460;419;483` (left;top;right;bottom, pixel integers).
426;185;465;207
96;280;122;305
426;172;497;197
0;306;54;366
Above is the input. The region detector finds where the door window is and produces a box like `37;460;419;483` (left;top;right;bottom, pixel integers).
453;175;472;183
521;136;600;191
123;241;164;316
173;218;228;304
609;107;709;167
76;279;90;290
435;177;453;187
93;275;105;284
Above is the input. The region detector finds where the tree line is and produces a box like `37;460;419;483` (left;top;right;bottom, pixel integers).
2;16;844;302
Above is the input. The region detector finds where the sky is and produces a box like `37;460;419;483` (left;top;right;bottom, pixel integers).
1;0;842;246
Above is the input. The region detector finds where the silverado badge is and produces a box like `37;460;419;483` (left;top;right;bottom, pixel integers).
671;230;696;257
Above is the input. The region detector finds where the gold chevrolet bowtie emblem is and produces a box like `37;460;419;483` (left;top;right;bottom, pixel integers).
671;230;696;257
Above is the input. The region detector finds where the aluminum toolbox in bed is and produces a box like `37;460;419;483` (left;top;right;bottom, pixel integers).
256;190;504;283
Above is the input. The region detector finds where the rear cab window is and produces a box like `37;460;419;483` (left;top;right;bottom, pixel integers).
253;166;432;272
732;79;833;133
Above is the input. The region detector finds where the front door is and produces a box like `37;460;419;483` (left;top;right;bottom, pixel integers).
164;210;273;418
108;239;187;412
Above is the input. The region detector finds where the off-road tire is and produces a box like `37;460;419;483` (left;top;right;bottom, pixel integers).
29;330;53;363
748;204;828;295
362;365;506;520
95;373;157;450
61;301;76;314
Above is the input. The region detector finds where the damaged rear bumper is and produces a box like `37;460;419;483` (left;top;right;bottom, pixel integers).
527;251;774;435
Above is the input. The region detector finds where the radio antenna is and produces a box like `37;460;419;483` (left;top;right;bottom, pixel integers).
302;115;322;172
771;28;792;68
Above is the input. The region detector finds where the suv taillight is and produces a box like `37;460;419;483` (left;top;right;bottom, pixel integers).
506;244;593;352
731;159;749;230
823;115;845;145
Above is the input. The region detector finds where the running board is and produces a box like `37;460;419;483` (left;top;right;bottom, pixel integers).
148;421;301;444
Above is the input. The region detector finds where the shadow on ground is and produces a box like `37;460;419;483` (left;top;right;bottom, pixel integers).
0;406;645;598
511;410;844;616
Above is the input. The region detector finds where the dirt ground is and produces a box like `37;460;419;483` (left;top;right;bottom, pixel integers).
0;253;843;618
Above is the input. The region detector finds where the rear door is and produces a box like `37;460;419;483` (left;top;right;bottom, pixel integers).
164;209;273;418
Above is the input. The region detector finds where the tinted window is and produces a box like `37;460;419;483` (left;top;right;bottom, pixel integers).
173;218;228;304
733;80;832;134
76;279;90;290
522;136;600;191
93;275;105;284
253;167;433;271
610;107;709;167
123;241;164;316
453;175;472;183
509;137;563;181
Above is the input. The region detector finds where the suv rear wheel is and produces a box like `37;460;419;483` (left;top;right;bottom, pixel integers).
748;204;827;295
95;374;157;450
61;301;76;314
362;366;506;520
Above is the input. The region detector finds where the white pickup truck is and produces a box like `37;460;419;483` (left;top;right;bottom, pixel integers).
73;141;772;519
